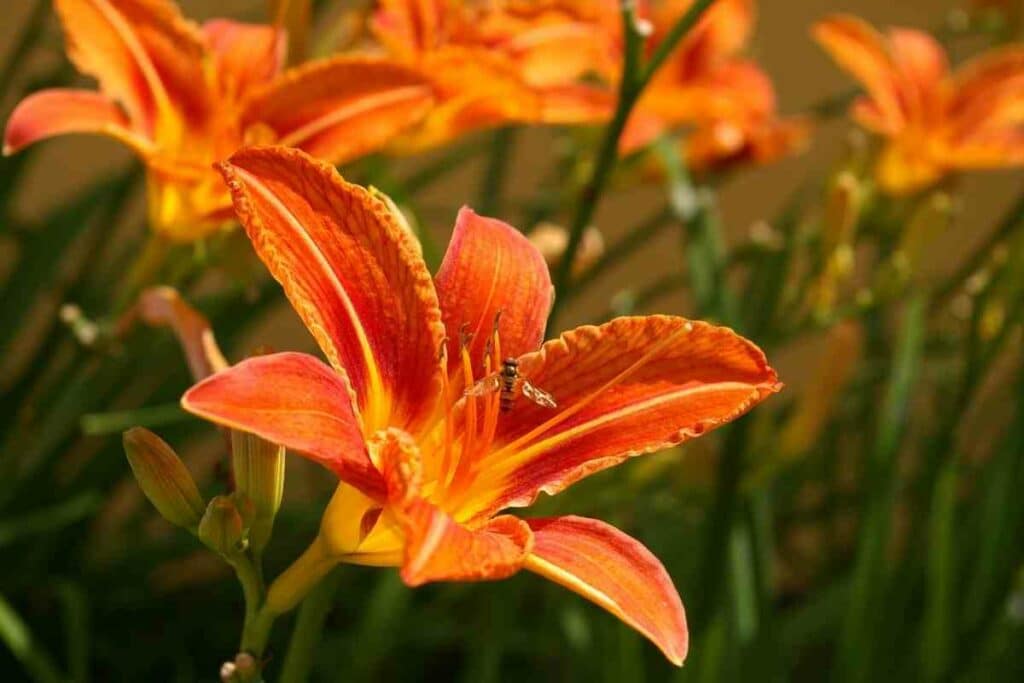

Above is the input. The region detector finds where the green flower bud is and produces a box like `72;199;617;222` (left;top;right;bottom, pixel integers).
123;428;205;531
231;430;285;556
199;495;247;557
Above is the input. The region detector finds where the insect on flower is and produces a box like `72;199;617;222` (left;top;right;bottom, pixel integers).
181;145;782;665
467;356;558;413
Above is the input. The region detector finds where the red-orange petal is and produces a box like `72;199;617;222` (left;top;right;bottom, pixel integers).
54;0;208;135
217;146;445;433
203;20;286;101
812;15;907;134
435;207;553;379
525;515;688;665
3;89;152;156
400;501;533;586
461;316;780;519
241;56;434;165
182;352;384;497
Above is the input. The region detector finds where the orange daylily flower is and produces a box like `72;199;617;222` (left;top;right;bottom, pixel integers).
814;15;1024;194
368;0;619;148
3;0;434;240
622;0;808;167
179;145;780;663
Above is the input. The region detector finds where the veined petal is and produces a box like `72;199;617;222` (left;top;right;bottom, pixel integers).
203;20;286;101
525;516;688;666
392;47;542;150
3;89;153;156
241;57;434;165
888;28;948;124
812;15;907;134
363;426;534;583
217;146;446;433
181;352;385;498
54;0;208;135
435;208;553;379
400;501;533;586
460;316;780;519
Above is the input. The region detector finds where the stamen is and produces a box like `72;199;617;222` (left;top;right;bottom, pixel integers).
450;314;503;495
436;340;454;486
444;333;477;489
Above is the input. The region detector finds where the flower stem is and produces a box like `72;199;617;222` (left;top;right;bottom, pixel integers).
279;569;342;683
548;0;717;328
477;127;518;216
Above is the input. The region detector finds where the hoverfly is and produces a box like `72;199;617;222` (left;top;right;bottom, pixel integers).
466;357;557;413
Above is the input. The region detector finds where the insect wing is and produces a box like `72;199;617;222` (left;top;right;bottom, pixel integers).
466;373;501;397
521;380;557;408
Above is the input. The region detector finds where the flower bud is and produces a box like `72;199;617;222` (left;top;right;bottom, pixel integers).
123;428;205;531
199;495;247;557
231;430;285;555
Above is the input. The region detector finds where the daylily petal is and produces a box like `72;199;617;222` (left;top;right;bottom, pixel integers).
54;0;208;135
2;89;152;156
392;47;542;150
888;28;948;95
217;146;445;433
540;85;615;125
400;501;533;586
241;56;435;165
525;516;688;666
812;15;906;134
948;47;1024;137
435;208;554;378
875;139;945;194
203;20;286;100
371;0;448;58
182;352;385;497
461;316;780;519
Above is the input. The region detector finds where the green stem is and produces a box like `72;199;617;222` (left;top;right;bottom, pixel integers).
548;0;716;328
693;420;749;628
80;402;186;435
477;127;517;216
279;570;342;683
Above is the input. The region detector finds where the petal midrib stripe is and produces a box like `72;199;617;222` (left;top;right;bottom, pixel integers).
234;165;386;410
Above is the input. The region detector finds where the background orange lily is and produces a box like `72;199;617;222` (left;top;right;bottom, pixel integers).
179;146;780;664
814;14;1024;193
621;0;809;167
3;0;434;240
369;0;620;149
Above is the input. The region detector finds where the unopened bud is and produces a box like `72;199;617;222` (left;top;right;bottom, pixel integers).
896;191;954;278
529;222;604;276
199;495;247;557
822;171;862;256
123;428;205;531
231;430;285;555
